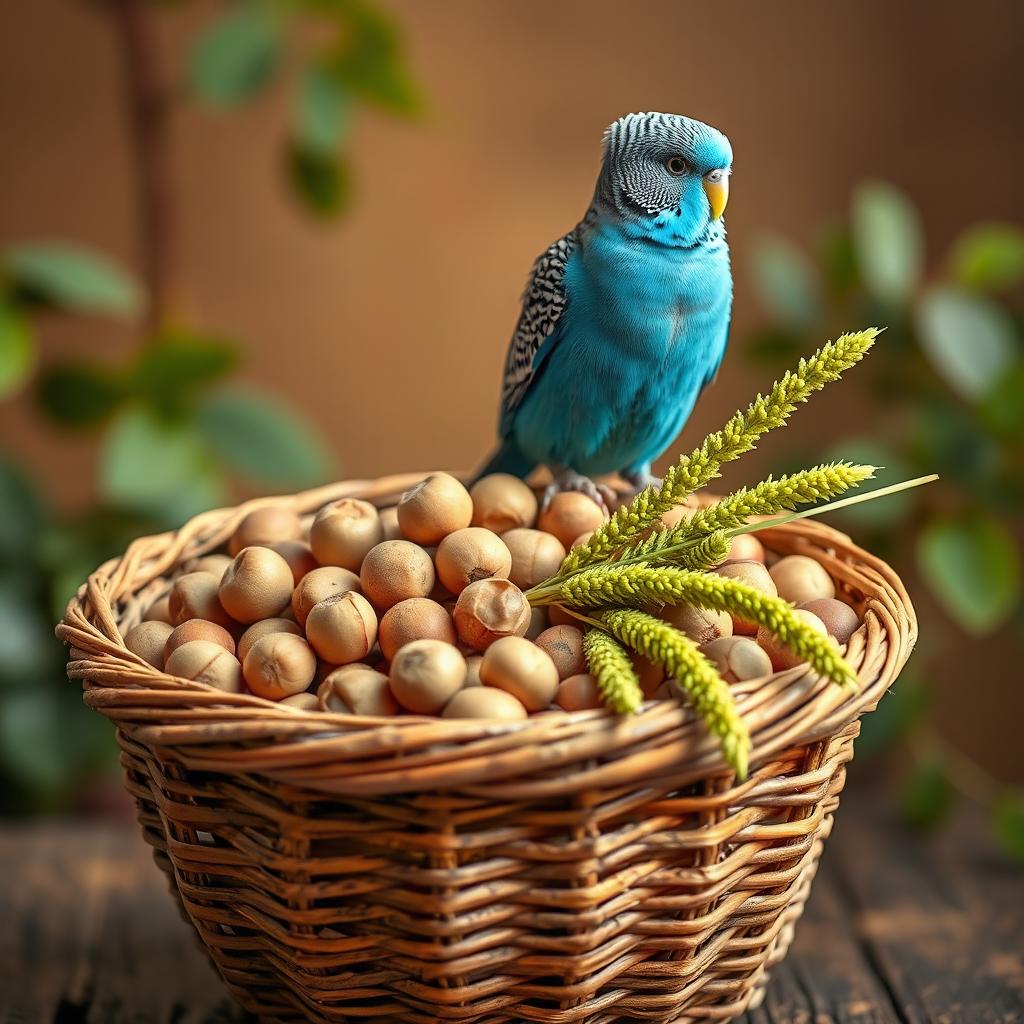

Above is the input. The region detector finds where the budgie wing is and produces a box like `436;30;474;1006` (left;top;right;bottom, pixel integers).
499;229;578;437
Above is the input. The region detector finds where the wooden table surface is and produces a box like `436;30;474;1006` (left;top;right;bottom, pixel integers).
1;795;1021;1024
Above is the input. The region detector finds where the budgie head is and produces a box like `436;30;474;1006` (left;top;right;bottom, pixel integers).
596;112;733;246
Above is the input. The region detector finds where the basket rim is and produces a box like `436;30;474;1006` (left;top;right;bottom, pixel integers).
59;471;917;797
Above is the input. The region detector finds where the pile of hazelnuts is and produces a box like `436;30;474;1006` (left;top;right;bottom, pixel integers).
122;472;862;722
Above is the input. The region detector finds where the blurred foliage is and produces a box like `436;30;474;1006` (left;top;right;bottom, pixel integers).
745;181;1024;856
0;0;422;816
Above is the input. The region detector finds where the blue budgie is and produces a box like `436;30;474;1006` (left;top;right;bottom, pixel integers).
479;111;733;508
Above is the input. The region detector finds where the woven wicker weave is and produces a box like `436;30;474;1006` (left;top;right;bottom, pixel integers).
60;472;916;1024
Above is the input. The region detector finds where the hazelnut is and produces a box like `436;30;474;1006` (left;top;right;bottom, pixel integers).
631;652;665;698
453;578;531;651
464;655;484;687
310;498;384;571
378;598;456;661
397;473;473;544
143;594;173;624
292;566;361;625
534;624;586;680
726;533;765;563
480;635;559;711
237;617;303;662
218;547;294;623
379;506;404;540
701;636;772;683
186;553;233;578
319;666;399;715
538;492;607;549
305;591;378;665
662;603;733;645
547;604;578;627
435;527;512;595
165;640;243;692
501;528;566;589
570;531;594;550
165;619;236;661
757;608;830;671
271;540;318;584
769;555;835;605
124;620;173;669
389;639;467;714
243;633;317;699
555;673;603;711
169;572;233;628
279;692;320;711
442;687;527;721
469;474;538;533
229;507;302;556
360;540;435;610
714;560;778;636
799;598;861;645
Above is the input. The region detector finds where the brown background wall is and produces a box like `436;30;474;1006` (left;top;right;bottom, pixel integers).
1;0;1022;775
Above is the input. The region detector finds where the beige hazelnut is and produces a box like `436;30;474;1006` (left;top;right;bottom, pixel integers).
480;635;559;711
537;492;607;549
397;473;473;545
714;559;778;636
379;506;404;540
165;640;243;692
165;619;236;661
726;533;766;563
501;528;566;589
469;474;538;533
319;666;399;715
279;691;320;711
360;540;435;610
757;608;830;671
124;620;173;669
442;687;527;721
185;553;233;578
229;507;302;556
534;625;586;680
799;598;861;645
271;540;318;584
701;636;772;683
435;527;513;595
555;673;603;711
237;617;303;662
243;633;317;700
453;578;531;651
389;639;467;714
662;603;733;645
168;572;234;628
310;498;384;571
292;566;361;625
769;555;836;605
378;598;456;661
218;547;294;623
143;594;173;624
305;591;378;664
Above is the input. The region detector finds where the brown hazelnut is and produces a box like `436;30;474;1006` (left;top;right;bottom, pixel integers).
726;533;765;563
292;566;361;625
305;591;378;665
397;473;473;544
279;692;320;712
124;620;173;669
360;540;435;610
165;640;243;692
480;635;559;712
534;624;586;680
218;547;294;624
757;608;830;671
714;560;778;636
310;498;384;571
662;603;733;645
185;553;234;578
453;578;531;651
319;666;399;715
555;673;603;711
389;639;467;714
501;528;566;589
537;492;607;549
143;594;173;624
168;572;234;628
701;636;772;683
469;474;538;533
271;540;319;584
229;507;302;556
165;619;236;661
570;531;594;550
243;633;317;700
435;527;513;595
769;555;835;605
237;617;303;662
442;687;527;721
378;598;456;661
799;598;861;645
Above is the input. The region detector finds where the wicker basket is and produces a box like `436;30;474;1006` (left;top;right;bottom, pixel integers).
60;472;916;1024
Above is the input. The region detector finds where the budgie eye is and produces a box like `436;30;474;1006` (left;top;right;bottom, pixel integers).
665;156;690;176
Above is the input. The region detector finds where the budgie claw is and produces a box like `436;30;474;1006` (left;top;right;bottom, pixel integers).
543;470;619;513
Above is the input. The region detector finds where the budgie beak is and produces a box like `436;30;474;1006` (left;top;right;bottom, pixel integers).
703;170;730;220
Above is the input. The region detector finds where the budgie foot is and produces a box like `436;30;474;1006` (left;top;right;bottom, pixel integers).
542;468;619;512
621;466;663;494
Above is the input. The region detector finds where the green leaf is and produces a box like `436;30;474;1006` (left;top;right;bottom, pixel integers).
36;362;125;427
4;243;142;317
0;303;35;399
286;143;352;217
900;758;954;831
825;437;914;528
949;223;1024;292
749;236;821;328
130;332;239;412
916;514;1020;634
296;64;349;155
0;457;47;564
857;675;928;758
993;792;1024;862
188;6;282;107
851;182;923;304
817;223;860;296
916;286;1018;401
980;362;1024;438
197;387;333;488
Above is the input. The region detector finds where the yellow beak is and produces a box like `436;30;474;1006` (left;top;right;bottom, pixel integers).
703;173;729;221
